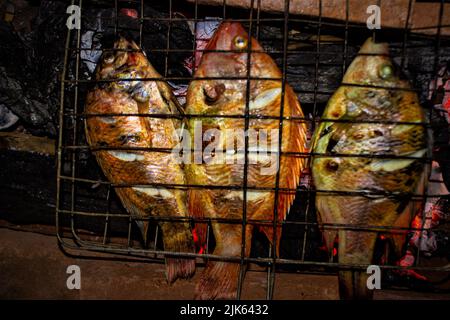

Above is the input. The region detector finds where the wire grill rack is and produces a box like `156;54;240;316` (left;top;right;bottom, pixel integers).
57;0;450;299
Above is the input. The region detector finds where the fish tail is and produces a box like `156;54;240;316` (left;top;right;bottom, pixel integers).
159;221;196;283
195;223;253;300
338;270;373;300
338;229;377;300
165;257;196;284
195;261;241;300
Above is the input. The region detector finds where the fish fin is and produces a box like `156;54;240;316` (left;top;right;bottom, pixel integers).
258;86;306;255
114;188;151;245
159;221;196;283
259;225;283;256
311;109;352;155
144;60;187;128
135;220;150;246
280;85;307;223
337;229;378;299
158;81;186;116
315;192;339;259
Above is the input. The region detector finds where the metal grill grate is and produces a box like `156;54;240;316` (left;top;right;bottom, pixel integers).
57;0;450;299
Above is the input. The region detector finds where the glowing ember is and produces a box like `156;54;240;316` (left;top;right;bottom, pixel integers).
120;8;138;19
332;247;337;257
192;227;207;254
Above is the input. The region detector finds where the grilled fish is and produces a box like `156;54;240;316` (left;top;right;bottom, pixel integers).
85;36;195;283
185;22;307;299
311;38;429;299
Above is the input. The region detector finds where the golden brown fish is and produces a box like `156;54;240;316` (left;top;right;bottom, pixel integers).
311;38;429;299
185;22;307;299
85;36;195;283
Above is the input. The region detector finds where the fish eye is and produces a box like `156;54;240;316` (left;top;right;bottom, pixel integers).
233;36;248;50
326;160;339;172
103;52;115;64
379;64;393;79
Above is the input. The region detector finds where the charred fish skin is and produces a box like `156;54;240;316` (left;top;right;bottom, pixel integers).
311;38;429;299
186;22;307;300
85;36;195;283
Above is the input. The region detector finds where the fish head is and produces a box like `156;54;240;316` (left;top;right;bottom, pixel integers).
199;22;264;78
343;38;404;88
205;22;262;52
93;36;158;103
190;22;282;113
96;36;142;80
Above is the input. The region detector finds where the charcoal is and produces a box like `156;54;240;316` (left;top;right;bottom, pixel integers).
0;103;18;130
0;1;448;137
0;0;194;137
0;0;66;137
76;2;194;80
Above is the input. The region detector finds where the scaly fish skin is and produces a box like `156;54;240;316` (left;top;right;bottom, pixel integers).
186;22;307;299
311;38;428;299
85;37;195;283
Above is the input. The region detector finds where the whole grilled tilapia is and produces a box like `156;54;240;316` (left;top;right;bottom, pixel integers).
185;22;307;299
311;38;429;299
85;37;195;283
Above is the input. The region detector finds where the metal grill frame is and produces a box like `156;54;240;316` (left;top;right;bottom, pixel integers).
56;0;450;299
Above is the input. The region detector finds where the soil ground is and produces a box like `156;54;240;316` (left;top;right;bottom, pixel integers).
0;224;449;300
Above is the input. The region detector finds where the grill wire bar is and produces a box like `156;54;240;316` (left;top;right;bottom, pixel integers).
415;0;446;268
56;0;450;300
236;0;255;300
265;0;293;300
